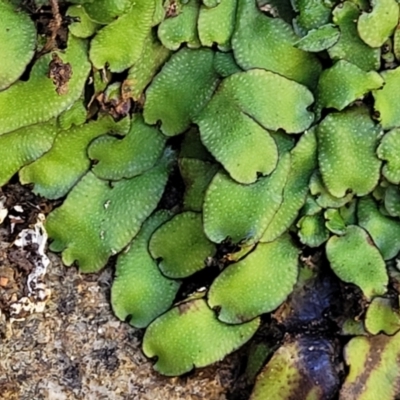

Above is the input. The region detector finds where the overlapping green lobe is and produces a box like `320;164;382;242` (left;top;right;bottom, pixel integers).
197;69;313;184
158;0;201;50
88;115;166;180
328;2;380;71
384;184;400;218
297;213;329;248
357;0;399;48
294;24;340;52
46;153;172;272
316;60;383;114
365;297;400;335
179;158;218;212
125;34;171;101
203;154;290;245
198;0;237;50
317;107;382;198
292;0;332;34
144;48;218;136
326;225;388;299
232;0;321;88
357;196;400;260
261;129;317;243
196;79;277;184
0;1;36;91
67;5;100;38
309;171;354;209
84;0;132;24
149;212;216;278
19;117;130;199
377;129;400;184
111;210;180;328
0;121;58;186
142;299;260;376
373;67;400;130
58;99;87;130
208;235;299;324
89;0;155;72
0;36;90;136
213;51;242;77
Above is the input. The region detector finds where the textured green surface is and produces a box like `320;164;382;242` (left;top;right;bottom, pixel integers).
88;115;166;180
208;235;299;324
213;51;242;77
373;67;400;130
0;36;90;135
89;0;154;72
58;99;87;130
384;184;400;218
357;0;399;48
377;129;400;184
0;1;36;91
317;108;382;198
125;33;171;101
84;0;132;24
232;0;321;88
179;158;218;212
297;213;329;248
149;211;216;278
142;299;259;376
197;69;313;184
365;297;400;335
0;121;58;186
46;154;172;272
20;117;130;199
328;2;380;71
309;172;354;209
144;48;218;136
158;0;200;50
203;154;290;244
111;210;180;328
67;5;100;38
293;0;332;34
261;129;317;243
326;225;388;299
357;196;400;260
198;0;237;50
294;24;340;52
316;60;383;114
